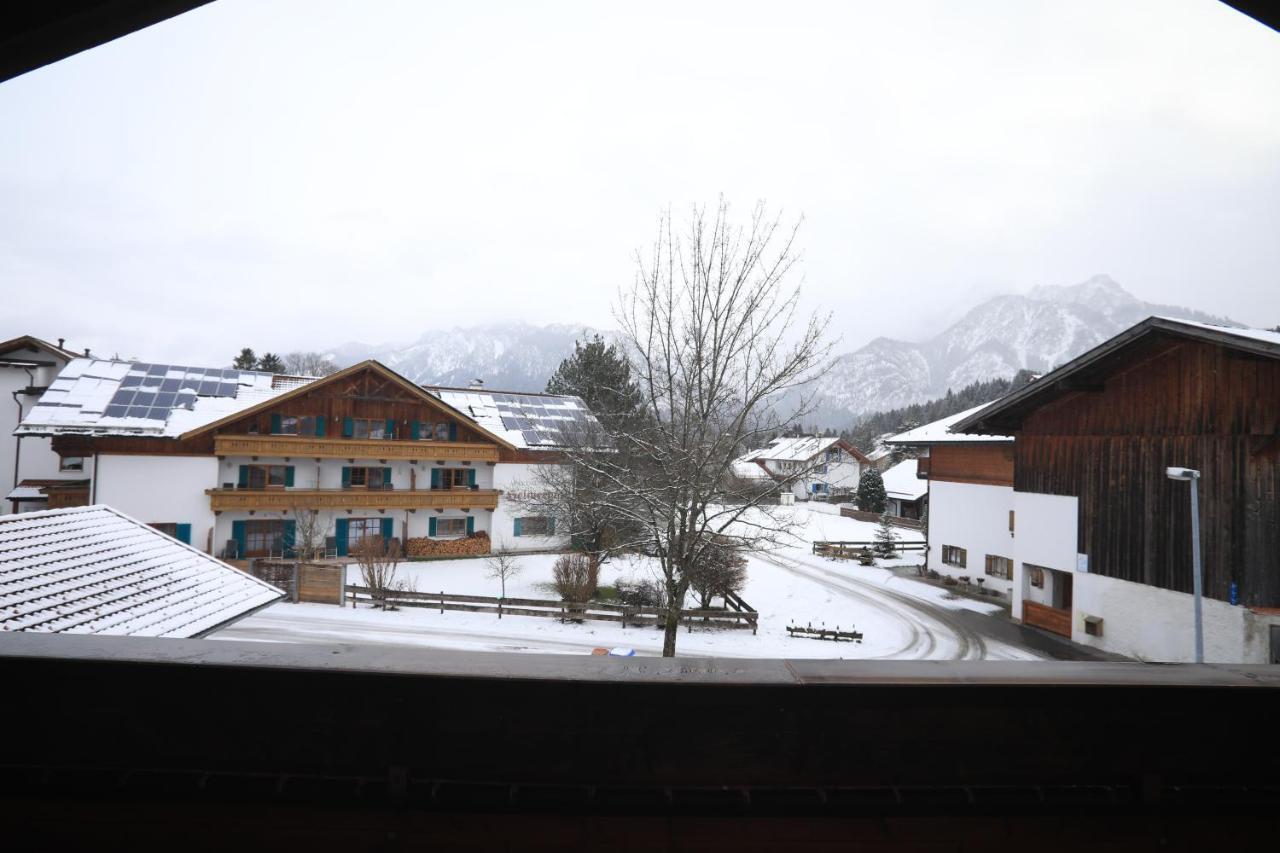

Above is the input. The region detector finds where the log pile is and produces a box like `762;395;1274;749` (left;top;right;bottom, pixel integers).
403;531;491;558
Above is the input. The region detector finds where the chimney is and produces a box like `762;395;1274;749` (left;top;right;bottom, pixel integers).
469;378;484;388
57;338;65;348
83;347;90;357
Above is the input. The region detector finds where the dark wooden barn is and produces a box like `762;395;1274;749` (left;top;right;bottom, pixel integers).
957;317;1280;608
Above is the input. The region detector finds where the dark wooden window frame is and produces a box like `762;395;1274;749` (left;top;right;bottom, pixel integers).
247;464;289;489
347;467;389;490
942;545;967;568
351;418;387;440
436;517;468;537
985;554;1013;579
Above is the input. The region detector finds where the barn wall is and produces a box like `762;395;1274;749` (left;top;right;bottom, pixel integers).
929;444;1014;487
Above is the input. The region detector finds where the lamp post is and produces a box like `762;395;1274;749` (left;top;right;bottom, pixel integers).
1166;466;1203;663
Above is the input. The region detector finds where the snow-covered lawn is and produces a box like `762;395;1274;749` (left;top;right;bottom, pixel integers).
215;506;1042;660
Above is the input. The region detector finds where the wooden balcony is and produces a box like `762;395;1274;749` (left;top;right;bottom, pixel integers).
213;434;499;463
207;487;500;512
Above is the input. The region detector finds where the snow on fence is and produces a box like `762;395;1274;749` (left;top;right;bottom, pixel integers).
345;586;758;633
812;540;926;559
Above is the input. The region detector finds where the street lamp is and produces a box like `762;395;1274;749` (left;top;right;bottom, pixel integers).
1166;466;1203;663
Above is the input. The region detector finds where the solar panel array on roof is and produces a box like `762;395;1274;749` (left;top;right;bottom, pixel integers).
428;387;601;449
101;363;244;421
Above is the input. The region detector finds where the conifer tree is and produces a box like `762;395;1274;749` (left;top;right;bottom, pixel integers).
856;467;887;513
873;511;899;558
257;352;285;373
232;348;257;370
545;334;644;431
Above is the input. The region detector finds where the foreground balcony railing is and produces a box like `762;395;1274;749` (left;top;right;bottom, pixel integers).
207;487;500;511
213;434;500;462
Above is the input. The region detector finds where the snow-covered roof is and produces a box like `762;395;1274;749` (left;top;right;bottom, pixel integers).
1157;317;1280;348
747;435;843;462
0;505;283;637
885;404;1013;445
426;386;600;450
14;357;311;438
881;459;927;501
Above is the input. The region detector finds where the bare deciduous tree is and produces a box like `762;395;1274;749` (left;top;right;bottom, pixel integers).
528;199;834;656
289;506;330;562
352;535;403;608
283;351;341;376
485;550;523;611
552;553;597;604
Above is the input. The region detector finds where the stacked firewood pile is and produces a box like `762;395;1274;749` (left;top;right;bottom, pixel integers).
403;531;491;558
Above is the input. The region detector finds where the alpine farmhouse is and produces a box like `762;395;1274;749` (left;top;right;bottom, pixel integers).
13;359;587;558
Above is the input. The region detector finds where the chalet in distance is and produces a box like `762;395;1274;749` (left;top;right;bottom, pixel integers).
886;406;1016;596
14;359;586;559
731;435;870;501
956;317;1280;664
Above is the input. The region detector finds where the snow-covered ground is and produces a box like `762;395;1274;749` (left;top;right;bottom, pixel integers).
215;507;1042;660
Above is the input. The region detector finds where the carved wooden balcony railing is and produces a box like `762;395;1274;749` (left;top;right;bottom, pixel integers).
213;434;499;463
207;487;500;512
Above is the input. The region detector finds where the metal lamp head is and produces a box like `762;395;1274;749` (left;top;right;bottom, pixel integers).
1166;467;1200;481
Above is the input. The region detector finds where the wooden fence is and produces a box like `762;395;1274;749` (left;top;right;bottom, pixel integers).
812;540;927;560
838;507;925;530
1023;600;1072;638
346;586;758;633
250;560;346;605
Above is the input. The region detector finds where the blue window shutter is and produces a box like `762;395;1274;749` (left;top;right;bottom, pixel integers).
238;465;248;488
175;523;192;545
231;520;246;557
315;417;326;437
341;467;351;488
271;414;282;434
430;468;440;489
466;515;475;535
283;521;297;557
548;517;556;535
335;518;349;556
410;420;420;440
284;466;295;487
383;467;392;488
513;517;523;537
386;418;395;438
342;417;354;438
468;468;476;488
380;517;393;543
428;516;437;537
448;422;457;441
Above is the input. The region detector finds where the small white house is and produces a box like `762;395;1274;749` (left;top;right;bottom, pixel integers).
732;435;870;501
0;335;83;515
880;458;928;520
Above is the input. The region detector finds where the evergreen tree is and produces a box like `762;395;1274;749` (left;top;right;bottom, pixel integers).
232;348;257;370
545;334;644;431
257;352;285;373
856;467;887;513
873;511;899;558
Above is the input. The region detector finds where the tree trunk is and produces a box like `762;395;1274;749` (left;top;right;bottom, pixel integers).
662;600;680;657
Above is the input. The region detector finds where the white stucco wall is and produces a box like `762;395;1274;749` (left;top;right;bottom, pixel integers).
491;462;570;551
1011;491;1078;616
926;480;1015;596
3;367;75;513
94;454;219;552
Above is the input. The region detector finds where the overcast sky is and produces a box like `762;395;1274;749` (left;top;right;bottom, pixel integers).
2;0;1277;364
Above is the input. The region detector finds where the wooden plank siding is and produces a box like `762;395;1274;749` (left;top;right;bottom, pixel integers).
928;443;1014;487
1014;337;1280;607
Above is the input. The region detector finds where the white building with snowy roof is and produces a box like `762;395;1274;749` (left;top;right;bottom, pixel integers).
1;335;82;515
880;458;928;520
0;505;283;637
732;435;870;501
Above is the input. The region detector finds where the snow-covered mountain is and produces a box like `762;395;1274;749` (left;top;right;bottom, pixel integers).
329;275;1235;425
326;323;612;390
809;274;1237;425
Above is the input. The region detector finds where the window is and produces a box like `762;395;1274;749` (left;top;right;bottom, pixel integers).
347;517;383;547
826;447;841;462
985;554;1013;579
245;464;289;489
941;545;967;567
433;468;471;489
1026;564;1046;588
436;517;467;537
515;516;553;536
417;421;436;440
346;467;390;489
435;422;449;441
244;520;285;557
60;456;84;472
351;418;386;439
276;415;322;436
150;523;178;538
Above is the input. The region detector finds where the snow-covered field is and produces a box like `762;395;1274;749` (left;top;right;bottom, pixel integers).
215;507;1042;660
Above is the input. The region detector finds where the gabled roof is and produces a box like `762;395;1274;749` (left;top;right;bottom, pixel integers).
0;505;283;637
740;435;870;465
953;316;1280;435
183;360;520;451
426;385;600;450
885;404;1013;446
15;357;299;438
881;459;928;502
0;334;77;361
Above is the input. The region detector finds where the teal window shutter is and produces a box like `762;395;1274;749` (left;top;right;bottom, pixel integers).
283;521;297;557
386;418;395;438
175;523;192;545
284;466;295;487
342;417;354;438
448;422;458;441
341;467;351;488
383;466;392;488
238;465;249;488
315;417;326;437
335;518;349;556
271;414;282;434
513;517;523;537
467;468;476;488
548;517;556;535
231;520;247;557
428;516;437;537
430;468;440;489
410;420;420;440
466;515;475;535
380;517;393;544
